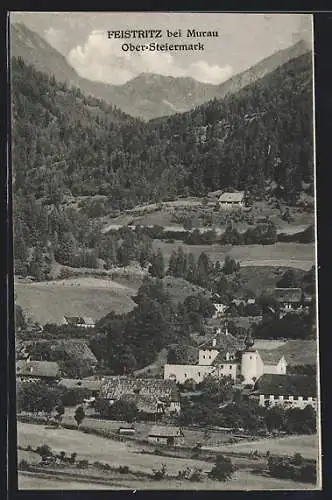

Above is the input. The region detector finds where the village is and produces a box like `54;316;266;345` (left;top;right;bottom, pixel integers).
15;247;318;488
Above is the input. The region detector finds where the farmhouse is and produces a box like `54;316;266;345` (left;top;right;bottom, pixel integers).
213;302;228;318
52;340;98;371
16;360;60;382
219;191;245;209
99;376;181;415
17;339;98;377
250;374;317;409
274;288;303;312
148;425;184;446
164;328;287;385
62;316;95;328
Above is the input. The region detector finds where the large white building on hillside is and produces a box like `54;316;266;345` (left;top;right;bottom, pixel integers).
164;327;287;385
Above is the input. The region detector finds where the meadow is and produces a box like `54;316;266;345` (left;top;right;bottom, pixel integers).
17;422;319;491
15;277;138;325
152;242;315;271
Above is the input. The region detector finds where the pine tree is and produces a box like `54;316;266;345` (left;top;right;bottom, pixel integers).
148;250;165;279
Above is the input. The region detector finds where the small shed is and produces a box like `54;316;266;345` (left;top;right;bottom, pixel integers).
219;191;245;209
118;426;136;436
148;425;184;446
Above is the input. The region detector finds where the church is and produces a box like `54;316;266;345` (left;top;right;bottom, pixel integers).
164;326;287;385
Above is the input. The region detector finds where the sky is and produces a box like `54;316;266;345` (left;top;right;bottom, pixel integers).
10;12;313;85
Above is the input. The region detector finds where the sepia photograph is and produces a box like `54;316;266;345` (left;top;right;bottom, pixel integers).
9;11;320;491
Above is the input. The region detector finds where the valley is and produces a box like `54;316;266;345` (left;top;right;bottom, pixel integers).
11;16;319;492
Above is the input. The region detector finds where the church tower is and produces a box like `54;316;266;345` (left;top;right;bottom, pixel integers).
240;333;262;384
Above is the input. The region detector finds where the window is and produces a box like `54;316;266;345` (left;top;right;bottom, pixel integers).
220;365;224;369
184;373;187;378
249;356;252;360
203;355;205;359
198;372;201;377
209;355;211;359
229;365;232;369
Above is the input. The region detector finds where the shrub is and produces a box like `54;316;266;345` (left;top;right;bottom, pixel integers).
208;454;235;481
18;459;30;470
77;459;89;469
118;465;130;474
292;453;304;466
299;463;317;483
36;444;53;459
152;464;167;480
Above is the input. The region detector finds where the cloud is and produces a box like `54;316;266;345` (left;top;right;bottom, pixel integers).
67;30;233;85
44;27;68;54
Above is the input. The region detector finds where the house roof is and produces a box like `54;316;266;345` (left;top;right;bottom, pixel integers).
275;288;302;303
257;349;285;366
64;316;95;325
219;192;244;203
148;425;183;438
120;393;161;413
58;378;101;391
252;374;317;397
16;360;60;378
53;341;98;364
100;377;180;402
200;332;245;352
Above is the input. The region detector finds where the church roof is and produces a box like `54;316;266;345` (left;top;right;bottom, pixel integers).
252;374;317;397
257;349;285;366
275;288;302;303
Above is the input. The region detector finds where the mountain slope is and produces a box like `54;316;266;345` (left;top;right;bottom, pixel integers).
213;39;311;100
11;22;311;120
12;49;313;205
12;51;313;282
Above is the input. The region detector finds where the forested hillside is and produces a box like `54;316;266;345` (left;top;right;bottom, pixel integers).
13;51;313;204
12;51;313;277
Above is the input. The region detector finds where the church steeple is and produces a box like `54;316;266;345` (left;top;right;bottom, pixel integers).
244;332;255;351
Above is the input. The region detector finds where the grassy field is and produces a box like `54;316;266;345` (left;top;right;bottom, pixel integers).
153;242;315;271
17;423;319;490
15;277;138;325
203;434;319;461
18;469;319;491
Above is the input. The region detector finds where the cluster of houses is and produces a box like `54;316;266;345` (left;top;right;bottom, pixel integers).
212;286;312;321
164;326;288;386
16;325;317;414
164;323;317;410
16;288;317;443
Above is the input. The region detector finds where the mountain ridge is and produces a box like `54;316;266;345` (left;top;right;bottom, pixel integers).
11;22;311;120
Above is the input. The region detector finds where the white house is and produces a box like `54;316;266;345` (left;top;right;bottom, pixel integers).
164;330;287;385
274;288;303;313
16;360;60;382
62;316;95;328
250;374;317;410
148;425;184;446
213;303;228;318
